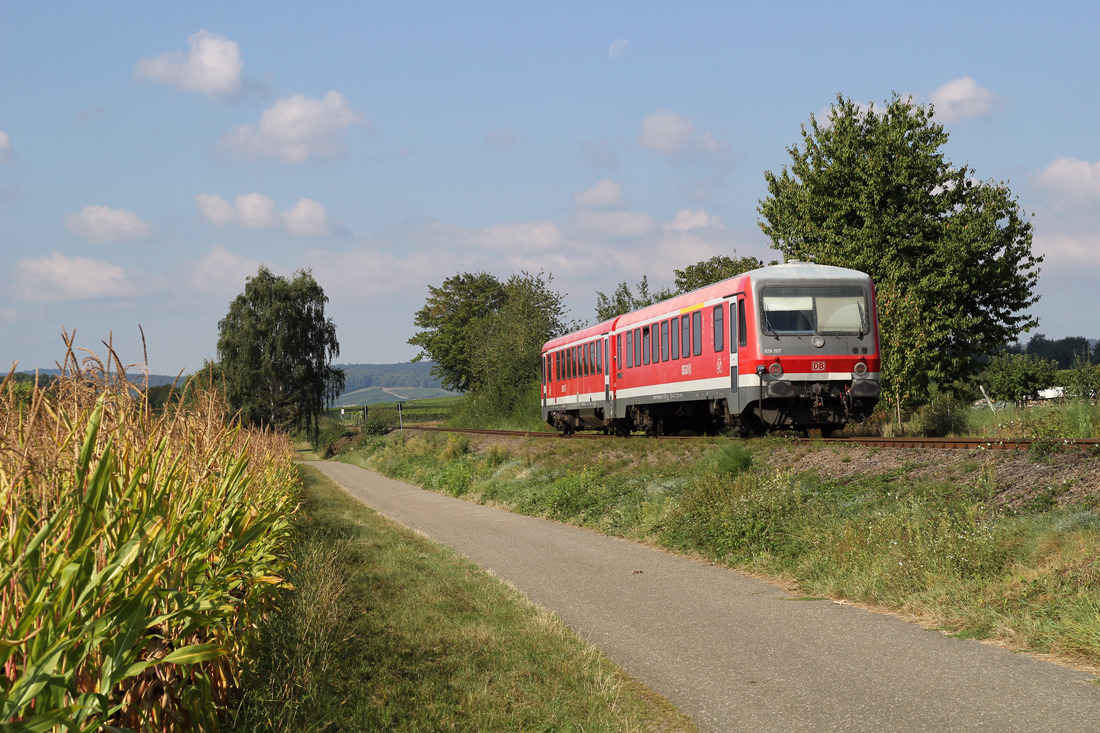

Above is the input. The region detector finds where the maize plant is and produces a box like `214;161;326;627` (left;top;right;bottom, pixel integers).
1;342;298;731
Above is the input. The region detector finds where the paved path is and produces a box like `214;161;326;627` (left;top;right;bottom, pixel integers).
305;461;1100;732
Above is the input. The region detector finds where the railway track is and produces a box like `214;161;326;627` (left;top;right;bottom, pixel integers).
402;426;1100;452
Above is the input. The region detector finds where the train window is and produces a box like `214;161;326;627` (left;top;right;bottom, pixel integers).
661;321;669;361
596;341;602;374
589;342;595;375
617;335;623;370
713;305;724;353
760;286;869;334
604;340;609;375
671;318;679;359
730;302;737;352
626;331;634;368
634;328;642;367
642;328;651;365
681;315;690;356
572;347;578;379
651;325;659;364
739;298;748;347
693;311;703;356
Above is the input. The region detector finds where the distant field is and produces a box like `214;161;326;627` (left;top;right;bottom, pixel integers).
332;385;458;407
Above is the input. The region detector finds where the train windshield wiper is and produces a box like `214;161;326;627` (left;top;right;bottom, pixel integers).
762;306;778;338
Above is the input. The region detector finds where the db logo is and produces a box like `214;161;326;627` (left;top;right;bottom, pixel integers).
811;361;826;372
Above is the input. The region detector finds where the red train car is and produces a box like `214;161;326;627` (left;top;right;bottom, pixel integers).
542;261;881;436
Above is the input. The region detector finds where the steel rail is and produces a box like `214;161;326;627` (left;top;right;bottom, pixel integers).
399;426;1100;451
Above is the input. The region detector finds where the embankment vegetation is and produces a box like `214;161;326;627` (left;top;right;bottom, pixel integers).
332;412;1100;672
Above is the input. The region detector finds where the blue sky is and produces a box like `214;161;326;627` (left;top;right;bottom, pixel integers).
2;1;1098;376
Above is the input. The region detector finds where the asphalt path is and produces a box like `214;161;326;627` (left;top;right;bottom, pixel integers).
304;460;1100;732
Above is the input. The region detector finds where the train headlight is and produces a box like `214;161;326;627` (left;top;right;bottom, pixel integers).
852;361;868;376
768;361;783;378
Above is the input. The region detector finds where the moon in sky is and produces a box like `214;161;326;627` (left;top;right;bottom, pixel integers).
609;39;631;59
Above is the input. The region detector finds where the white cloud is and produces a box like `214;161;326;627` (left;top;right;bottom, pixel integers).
1033;228;1100;267
1034;156;1100;205
467;221;563;252
609;39;631;59
639;110;696;156
0;131;11;163
185;245;260;294
66;205;153;242
195;193;332;236
134;29;243;98
638;110;730;160
573;179;625;208
0;306;17;323
664;209;725;232
281;198;331;236
16;252;139;302
194;193;237;227
930;77;1001;122
221;91;366;162
235;193;278;229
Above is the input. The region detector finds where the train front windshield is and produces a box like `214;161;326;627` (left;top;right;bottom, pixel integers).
760;286;869;335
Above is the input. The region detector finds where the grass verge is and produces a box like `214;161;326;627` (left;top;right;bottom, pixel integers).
336;430;1100;673
231;464;698;732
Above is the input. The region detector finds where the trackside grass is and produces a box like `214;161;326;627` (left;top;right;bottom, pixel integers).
338;431;1100;672
231;464;698;732
1;350;298;731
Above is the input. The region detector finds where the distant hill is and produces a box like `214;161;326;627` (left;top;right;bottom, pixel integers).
331;362;457;405
15;368;180;388
334;362;447;392
16;362;457;405
331;385;457;408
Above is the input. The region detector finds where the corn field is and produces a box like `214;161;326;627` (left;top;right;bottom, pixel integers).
1;344;299;731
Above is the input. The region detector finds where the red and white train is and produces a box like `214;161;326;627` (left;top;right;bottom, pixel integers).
541;261;881;437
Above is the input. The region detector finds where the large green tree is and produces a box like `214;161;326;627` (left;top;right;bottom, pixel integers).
468;271;572;412
758;94;1043;407
217;266;344;439
409;270;570;403
407;271;506;392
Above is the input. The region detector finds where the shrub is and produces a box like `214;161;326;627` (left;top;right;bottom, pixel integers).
914;395;971;437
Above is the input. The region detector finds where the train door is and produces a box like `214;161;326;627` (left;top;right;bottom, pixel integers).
728;295;745;413
603;337;611;402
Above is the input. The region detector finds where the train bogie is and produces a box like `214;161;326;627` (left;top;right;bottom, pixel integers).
542;262;881;437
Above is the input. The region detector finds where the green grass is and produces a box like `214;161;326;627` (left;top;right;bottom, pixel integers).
334;430;1100;671
231;465;698;733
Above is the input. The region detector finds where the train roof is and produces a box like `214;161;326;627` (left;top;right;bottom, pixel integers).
542;261;874;351
741;260;873;285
